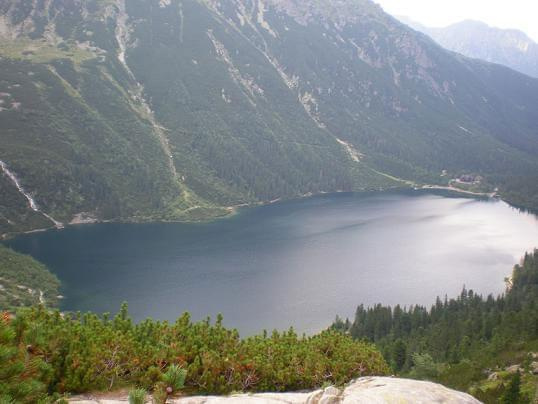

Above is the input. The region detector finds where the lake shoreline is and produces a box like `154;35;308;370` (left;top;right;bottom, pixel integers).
5;190;535;335
2;184;501;241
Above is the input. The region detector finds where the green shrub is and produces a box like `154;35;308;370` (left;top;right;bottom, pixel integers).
3;306;389;396
501;371;521;404
139;366;163;390
152;382;168;404
408;353;444;380
128;388;147;404
163;365;186;392
0;315;51;403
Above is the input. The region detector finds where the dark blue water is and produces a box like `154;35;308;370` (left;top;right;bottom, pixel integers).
5;192;538;335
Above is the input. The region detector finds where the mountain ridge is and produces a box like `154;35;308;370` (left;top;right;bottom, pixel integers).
397;16;538;78
1;0;538;235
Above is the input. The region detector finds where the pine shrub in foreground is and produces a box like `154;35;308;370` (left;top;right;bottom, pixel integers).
128;387;147;404
3;305;389;402
0;313;50;402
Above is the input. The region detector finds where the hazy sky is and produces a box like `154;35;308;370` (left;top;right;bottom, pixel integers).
374;0;538;42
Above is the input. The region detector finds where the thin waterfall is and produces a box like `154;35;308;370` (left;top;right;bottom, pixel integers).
0;159;63;228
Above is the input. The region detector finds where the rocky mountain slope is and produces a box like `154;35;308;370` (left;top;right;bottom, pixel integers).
1;0;538;235
399;17;538;78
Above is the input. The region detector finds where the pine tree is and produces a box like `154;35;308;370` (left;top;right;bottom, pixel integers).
501;371;521;404
0;314;48;402
392;339;407;372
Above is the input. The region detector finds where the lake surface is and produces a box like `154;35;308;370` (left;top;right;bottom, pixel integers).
5;191;538;335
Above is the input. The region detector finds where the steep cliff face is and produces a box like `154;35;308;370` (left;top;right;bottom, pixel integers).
1;0;538;235
69;377;482;403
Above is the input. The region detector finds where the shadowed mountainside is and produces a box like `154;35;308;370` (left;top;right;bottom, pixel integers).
1;0;538;234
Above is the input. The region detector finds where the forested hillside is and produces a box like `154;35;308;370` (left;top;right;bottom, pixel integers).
0;245;60;309
1;0;538;235
333;250;538;403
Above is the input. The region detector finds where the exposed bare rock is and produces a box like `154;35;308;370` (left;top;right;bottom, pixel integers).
505;364;523;374
340;377;481;403
487;372;498;381
268;0;381;27
207;29;265;106
530;362;538;375
70;213;99;225
69;377;481;403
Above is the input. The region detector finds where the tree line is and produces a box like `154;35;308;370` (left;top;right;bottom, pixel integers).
333;250;538;403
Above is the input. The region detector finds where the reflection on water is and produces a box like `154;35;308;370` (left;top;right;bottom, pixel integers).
5;191;538;335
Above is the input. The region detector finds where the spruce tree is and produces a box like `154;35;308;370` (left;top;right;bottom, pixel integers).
392;339;407;372
501;371;521;404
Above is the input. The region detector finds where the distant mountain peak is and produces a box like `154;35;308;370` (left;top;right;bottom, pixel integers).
397;16;538;77
456;19;489;28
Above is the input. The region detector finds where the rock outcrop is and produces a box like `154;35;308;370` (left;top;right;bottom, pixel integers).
70;377;481;403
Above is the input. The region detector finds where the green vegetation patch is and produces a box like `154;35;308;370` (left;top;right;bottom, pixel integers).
334;249;538;403
0;39;96;65
0;245;60;310
0;305;388;402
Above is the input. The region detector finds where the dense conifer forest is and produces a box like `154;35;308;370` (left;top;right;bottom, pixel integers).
333;250;538;403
